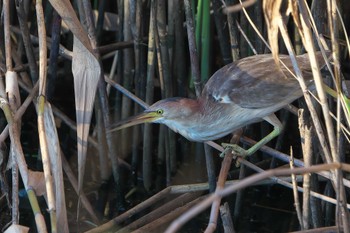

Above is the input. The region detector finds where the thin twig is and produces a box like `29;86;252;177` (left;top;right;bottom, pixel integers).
236;20;257;55
224;0;257;14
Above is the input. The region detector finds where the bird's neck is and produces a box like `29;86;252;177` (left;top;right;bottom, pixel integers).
181;98;204;115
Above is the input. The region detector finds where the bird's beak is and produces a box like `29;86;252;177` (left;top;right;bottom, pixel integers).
108;111;160;132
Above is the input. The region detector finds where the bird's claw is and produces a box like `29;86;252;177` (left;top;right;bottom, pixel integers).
221;143;248;166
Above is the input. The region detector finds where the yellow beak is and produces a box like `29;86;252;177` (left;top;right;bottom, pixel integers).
108;111;161;132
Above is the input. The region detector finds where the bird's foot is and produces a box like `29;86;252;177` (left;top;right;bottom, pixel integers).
220;143;249;166
221;143;249;157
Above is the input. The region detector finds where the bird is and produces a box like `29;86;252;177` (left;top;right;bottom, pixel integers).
110;52;328;156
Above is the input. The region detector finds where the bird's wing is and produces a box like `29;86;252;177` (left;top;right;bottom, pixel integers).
202;53;322;109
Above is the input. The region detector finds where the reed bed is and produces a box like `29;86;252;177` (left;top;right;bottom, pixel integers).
0;0;349;232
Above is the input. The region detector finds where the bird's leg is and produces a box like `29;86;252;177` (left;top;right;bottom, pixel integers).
222;114;283;158
247;114;282;155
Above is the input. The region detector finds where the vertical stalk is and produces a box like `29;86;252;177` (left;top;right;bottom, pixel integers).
130;0;142;185
168;0;175;66
174;1;191;169
326;0;350;230
225;0;240;61
143;0;156;190
239;8;249;57
15;0;38;84
121;0;134;158
46;11;61;101
81;0;125;210
253;1;263;53
156;0;177;179
201;0;210;82
3;0;20;226
96;0;106;42
184;0;216;194
38;96;57;232
0;99;48;232
4;0;12;72
174;1;187;97
290;150;304;230
153;0;165;189
195;0;203;58
299;109;312;230
212;0;232;64
184;0;202;96
36;0;57;231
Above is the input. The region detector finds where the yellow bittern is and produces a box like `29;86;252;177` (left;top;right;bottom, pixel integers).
110;52;327;156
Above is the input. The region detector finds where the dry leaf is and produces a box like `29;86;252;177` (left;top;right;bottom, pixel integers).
263;0;282;64
48;0;93;53
288;0;306;46
44;102;69;233
62;10;119;33
72;36;100;196
4;224;29;233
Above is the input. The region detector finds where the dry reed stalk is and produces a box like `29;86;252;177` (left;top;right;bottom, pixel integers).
233;162;245;225
299;109;312;230
15;0;39;84
205;149;234;233
35;1;57;231
290;148;304;230
184;0;202;96
224;0;240;61
166;162;350;233
220;202;235;233
48;0;93;53
0;98;48;232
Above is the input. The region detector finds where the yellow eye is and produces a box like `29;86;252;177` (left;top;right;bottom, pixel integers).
157;109;163;115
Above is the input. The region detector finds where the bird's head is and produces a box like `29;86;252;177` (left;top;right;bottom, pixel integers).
109;97;199;132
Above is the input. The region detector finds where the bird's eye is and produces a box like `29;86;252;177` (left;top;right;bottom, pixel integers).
157;109;164;115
